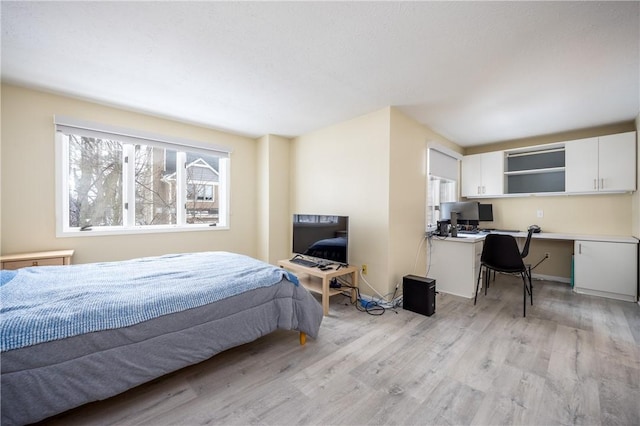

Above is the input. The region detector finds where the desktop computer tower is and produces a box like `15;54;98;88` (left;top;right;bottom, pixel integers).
403;275;435;316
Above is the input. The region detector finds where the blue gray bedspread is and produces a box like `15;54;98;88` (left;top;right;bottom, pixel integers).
1;251;298;352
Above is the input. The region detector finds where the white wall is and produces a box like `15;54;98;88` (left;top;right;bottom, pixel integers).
1;84;259;264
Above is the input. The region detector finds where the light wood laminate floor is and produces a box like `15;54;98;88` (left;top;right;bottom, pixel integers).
40;277;640;425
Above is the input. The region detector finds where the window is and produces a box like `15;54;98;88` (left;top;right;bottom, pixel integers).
56;116;230;235
427;146;460;230
294;215;340;224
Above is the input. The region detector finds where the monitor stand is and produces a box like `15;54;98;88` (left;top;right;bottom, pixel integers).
450;212;458;237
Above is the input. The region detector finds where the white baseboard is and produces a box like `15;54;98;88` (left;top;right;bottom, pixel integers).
531;273;571;284
573;286;637;302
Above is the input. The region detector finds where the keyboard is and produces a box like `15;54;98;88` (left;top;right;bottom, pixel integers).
289;257;318;268
458;229;480;235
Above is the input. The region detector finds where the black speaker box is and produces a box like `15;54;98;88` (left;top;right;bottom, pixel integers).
403;275;435;316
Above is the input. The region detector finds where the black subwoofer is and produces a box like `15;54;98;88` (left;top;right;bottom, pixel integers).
403;275;435;316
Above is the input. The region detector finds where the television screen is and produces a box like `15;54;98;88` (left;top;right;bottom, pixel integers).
292;215;349;265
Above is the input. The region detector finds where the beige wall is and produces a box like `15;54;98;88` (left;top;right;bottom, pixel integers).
633;113;640;239
256;134;291;264
1;84;259;264
388;109;428;291
2;84;635;285
292;107;459;298
291;108;392;297
256;135;270;262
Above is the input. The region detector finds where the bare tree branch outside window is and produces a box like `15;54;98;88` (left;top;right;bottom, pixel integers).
68;136;123;227
65;134;222;229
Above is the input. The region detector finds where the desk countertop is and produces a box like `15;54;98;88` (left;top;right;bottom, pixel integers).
432;231;639;244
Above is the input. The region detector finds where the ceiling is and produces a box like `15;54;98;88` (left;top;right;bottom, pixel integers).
1;1;638;147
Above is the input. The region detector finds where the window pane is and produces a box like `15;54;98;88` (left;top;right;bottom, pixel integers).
135;145;177;225
59;119;231;233
427;176;457;227
68;135;123;228
185;152;220;224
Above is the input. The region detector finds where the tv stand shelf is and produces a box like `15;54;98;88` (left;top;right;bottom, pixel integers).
278;259;358;315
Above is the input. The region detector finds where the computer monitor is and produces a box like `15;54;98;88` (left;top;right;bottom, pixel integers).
439;201;480;224
478;203;494;222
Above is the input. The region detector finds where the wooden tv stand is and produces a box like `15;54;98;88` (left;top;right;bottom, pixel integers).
278;259;358;315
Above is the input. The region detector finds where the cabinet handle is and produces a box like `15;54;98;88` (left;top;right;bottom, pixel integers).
600;178;604;189
578;243;582;254
32;261;39;266
477;186;481;194
593;179;597;190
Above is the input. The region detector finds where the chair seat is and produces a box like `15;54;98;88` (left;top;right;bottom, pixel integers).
482;264;526;274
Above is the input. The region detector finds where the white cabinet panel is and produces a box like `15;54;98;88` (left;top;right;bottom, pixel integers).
565;137;599;192
566;132;636;193
598;132;636;192
461;151;504;197
461;154;482;197
573;240;638;302
429;238;484;298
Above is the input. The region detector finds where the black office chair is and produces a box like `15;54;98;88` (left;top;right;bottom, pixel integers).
474;232;533;317
520;227;535;301
484;227;534;286
520;227;534;259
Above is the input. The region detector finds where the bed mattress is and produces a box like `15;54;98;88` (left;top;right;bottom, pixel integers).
1;252;323;425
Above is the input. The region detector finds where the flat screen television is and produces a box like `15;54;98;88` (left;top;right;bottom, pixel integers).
292;214;349;265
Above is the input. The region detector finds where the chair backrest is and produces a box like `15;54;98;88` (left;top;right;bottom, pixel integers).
481;234;526;273
520;227;534;259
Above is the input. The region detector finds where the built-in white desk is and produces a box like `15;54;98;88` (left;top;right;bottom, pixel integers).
428;231;639;302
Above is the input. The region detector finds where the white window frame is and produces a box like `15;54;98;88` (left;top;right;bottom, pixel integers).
55;116;231;237
426;144;461;231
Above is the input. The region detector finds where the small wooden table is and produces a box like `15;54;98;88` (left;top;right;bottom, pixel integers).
1;250;75;270
278;259;358;315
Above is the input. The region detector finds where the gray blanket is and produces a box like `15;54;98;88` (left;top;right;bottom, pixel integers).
1;258;322;426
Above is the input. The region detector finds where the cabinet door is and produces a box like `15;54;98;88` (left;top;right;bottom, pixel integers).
461;154;483;197
429;239;479;299
461;152;504;197
574;240;638;301
598;132;636;192
565;137;599;192
480;151;504;196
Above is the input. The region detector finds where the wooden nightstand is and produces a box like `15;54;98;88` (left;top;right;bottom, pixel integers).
1;250;75;270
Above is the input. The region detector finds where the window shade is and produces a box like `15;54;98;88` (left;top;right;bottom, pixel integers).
54;115;231;158
429;148;459;181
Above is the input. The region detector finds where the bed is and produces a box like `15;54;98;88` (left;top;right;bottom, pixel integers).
0;251;323;426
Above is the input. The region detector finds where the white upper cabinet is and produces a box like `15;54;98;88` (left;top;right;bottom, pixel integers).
565;132;636;193
461;151;504;197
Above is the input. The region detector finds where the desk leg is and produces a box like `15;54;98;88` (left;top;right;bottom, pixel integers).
321;276;330;315
351;270;359;304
